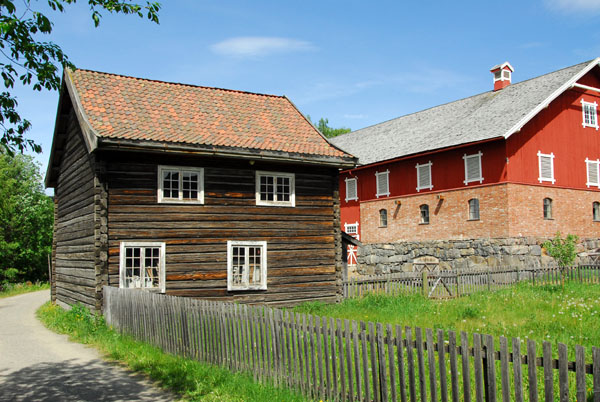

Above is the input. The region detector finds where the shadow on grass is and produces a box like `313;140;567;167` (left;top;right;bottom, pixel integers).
0;358;173;402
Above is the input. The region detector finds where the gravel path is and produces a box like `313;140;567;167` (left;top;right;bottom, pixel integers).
0;290;175;401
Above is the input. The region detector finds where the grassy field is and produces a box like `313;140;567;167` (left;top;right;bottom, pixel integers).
0;282;49;298
37;302;308;402
294;281;600;353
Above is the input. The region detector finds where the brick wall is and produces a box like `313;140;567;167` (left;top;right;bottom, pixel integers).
359;183;600;243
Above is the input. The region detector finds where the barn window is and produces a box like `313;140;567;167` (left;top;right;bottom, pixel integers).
420;204;430;224
344;222;360;240
537;151;555;184
594;202;600;221
256;171;295;207
468;198;480;220
375;170;390;198
227;241;267;291
463;152;483;185
586;158;600;188
581;99;598;130
543;198;553;220
345;177;358;202
416;161;433;191
158;166;204;203
379;209;388;227
119;242;165;293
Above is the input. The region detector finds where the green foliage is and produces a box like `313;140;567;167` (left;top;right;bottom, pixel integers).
0;280;48;297
0;152;53;283
306;115;351;138
0;0;161;153
543;232;579;267
37;302;308;401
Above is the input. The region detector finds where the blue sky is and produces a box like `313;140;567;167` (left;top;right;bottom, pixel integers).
11;0;600;176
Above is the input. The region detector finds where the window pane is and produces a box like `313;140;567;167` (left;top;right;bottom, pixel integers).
260;176;274;201
469;199;480;220
379;209;387;227
182;171;198;199
594;202;600;221
544;198;552;219
124;247;142;288
144;247;160;288
163;170;179;199
249;247;261;284
420;205;429;224
276;176;290;202
232;246;246;286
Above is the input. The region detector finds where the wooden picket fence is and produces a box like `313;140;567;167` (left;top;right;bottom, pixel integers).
103;286;600;402
343;265;600;299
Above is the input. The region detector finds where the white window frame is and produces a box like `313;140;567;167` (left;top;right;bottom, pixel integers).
586;158;600;188
379;209;388;228
581;99;599;130
345;177;358;202
416;161;433;192
255;171;295;207
375;170;390;198
468;198;480;221
463;152;483;185
537;151;556;184
344;222;359;240
119;242;166;293
157;165;204;204
227;241;267;291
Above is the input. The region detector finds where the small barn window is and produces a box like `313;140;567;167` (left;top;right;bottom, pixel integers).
256;171;295;207
345;177;358;202
543;198;553;220
463;152;483;185
379;209;388;227
344;222;360;240
586;158;600;188
119;242;165;293
468;198;480;220
416;161;433;191
158;166;204;204
537;151;555;184
227;241;267;291
420;204;430;224
581;99;599;130
594;202;600;221
375;170;390;198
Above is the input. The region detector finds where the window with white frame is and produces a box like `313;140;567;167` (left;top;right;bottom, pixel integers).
227;241;267;291
345;177;358;202
581;99;599;130
537;151;555;184
379;209;388;228
375;170;390;198
463;152;483;185
158;166;204;203
586;158;600;188
468;198;480;220
344;222;359;240
416;161;433;192
420;204;430;224
256;171;295;207
594;202;600;222
543;198;553;220
119;242;165;292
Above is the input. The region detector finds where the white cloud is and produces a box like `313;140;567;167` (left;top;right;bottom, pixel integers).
210;37;315;57
545;0;600;13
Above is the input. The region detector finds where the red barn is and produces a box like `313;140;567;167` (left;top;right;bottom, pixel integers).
331;59;600;272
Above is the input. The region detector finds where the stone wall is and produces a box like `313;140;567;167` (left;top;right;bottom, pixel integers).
355;237;600;275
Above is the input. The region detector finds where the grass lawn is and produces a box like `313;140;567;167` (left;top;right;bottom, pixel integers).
294;281;600;355
37;302;308;402
0;282;49;298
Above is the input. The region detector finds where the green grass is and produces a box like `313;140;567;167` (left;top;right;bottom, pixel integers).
37;302;309;402
0;282;49;298
294;281;600;353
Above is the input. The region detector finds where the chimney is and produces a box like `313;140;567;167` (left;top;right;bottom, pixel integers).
490;62;514;91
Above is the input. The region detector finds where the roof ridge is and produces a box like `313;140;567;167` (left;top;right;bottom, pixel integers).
336;59;594;139
73;68;286;99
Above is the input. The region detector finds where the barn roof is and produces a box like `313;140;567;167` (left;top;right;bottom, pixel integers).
331;58;600;165
46;69;356;186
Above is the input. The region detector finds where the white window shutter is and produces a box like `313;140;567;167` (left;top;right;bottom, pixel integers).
345;177;357;202
538;151;555;184
586;158;600;188
375;170;390;197
463;152;483;185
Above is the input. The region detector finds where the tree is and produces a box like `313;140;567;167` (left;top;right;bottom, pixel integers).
0;0;161;153
542;232;579;286
306;115;351;138
0;151;53;285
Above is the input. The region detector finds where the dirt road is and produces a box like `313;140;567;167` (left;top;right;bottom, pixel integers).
0;290;175;401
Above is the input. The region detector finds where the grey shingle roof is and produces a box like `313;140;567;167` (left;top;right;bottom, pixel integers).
331;60;597;165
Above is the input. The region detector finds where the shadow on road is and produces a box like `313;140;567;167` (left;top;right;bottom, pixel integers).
0;358;173;401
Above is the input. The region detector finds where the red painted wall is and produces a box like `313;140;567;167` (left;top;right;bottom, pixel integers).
507;67;600;189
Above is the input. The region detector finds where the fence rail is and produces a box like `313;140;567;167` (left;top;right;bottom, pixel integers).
343;265;600;299
104;286;600;402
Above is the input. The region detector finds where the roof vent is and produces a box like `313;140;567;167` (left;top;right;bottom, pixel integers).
490;62;514;91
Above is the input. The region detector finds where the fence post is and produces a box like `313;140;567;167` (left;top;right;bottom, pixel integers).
487;271;491;292
422;272;429;298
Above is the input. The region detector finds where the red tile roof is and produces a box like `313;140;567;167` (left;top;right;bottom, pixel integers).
68;69;352;160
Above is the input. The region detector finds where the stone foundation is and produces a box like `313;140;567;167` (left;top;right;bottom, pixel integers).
355;237;600;275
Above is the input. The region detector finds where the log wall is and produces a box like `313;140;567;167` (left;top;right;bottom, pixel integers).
104;151;341;306
53;110;97;309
